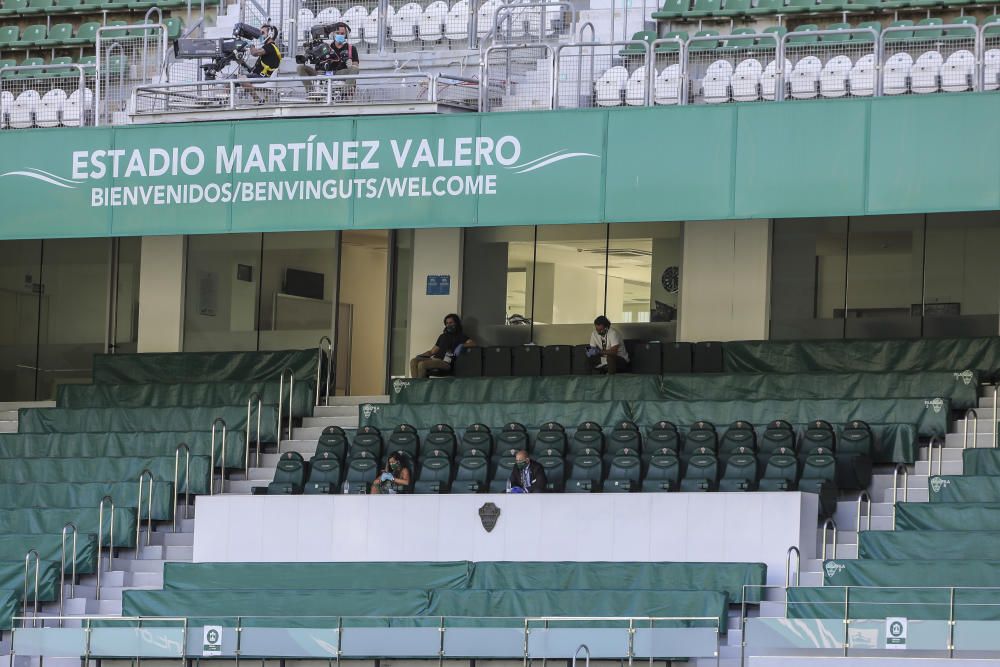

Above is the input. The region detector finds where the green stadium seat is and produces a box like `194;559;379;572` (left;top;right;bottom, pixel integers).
102;20;128;38
571;421;604;456
608;421;641;457
781;0;817;14
39;55;74;77
683;421;717;458
799;451;837;517
453;456;489;493
906;0;942;10
720;421;756;460
715;0;751;17
787;23;821;43
99;0;129;10
680;448;719;491
657;30;688;50
14;56;44;75
652;0;690;20
63;22;99;45
18;0;53;15
314;425;347;461
721;27;757;48
534;421;567;455
944;16;977;38
164;16;183;39
757;448;799;490
50;0;81;11
884;19;914;39
387;423;419;460
414;454;452;494
744;0;783;14
605;451;641;492
488;456;515;493
12;24;47;48
303;453;341;494
621;30;655;55
267;452;306;494
688;29;720;49
77;54;96;66
762;24;788;38
127;0;157;10
645;421;681;458
566;452;603;492
851;20;881;40
641;452;680;491
799;420;835;457
719;451;758;491
0;26;18;47
351;426;383;460
496;421;528;454
0;0;27;15
812;0;846;11
423;424;456;459
914;17;945;36
459;423;493;459
37;22;73;46
343;457;378;493
837;420;873;491
821;22;852;41
0;59;16;78
684;0;722;19
985;15;1000;33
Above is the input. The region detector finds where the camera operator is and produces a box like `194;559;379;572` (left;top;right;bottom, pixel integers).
240;23;281;103
296;22;359;98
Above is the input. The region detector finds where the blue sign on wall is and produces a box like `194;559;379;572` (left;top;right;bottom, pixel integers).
426;275;451;296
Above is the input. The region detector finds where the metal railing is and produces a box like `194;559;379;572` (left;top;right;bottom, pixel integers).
780;27;879;102
173;443;191;531
963;408;979;449
96;495;114;601
136;469;155;551
784;545;800;588
95;22;168;126
23;550;40;627
481;43;554;111
554;41;650;109
891;462;908;528
879;23;980;96
59;523;77;624
247;392;263;470
0;64;94;130
210;417;228;495
820;517;837;560
277;367;295;453
436;73;481;109
993;383;998;447
572;643;590;667
315;336;334;408
925;435;944;476
493;1;575;45
855;490;871;533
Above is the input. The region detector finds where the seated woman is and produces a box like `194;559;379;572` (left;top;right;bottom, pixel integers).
370;452;411;494
409;313;476;378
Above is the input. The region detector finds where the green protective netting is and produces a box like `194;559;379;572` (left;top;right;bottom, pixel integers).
0;507;138;548
0;559;61;603
18;406;278;445
723;337;1000;374
786;586;1000;621
163;562;474;591
58;381;314;418
0;590;17;630
0;533;98;575
894;502;1000;531
92;349;320;384
0;431;246;472
929;475;1000;503
859;530;1000;561
469;561;765;604
0;455;210;496
0;481;174;521
962;449;1000;476
823;559;1000;588
393;371;979;410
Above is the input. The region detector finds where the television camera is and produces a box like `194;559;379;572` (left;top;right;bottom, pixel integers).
295;23;352;71
174;22;275;80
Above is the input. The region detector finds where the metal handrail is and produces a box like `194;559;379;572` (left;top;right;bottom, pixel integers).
210;417;228;495
821;518;837;560
892;463;908;528
246;392;263;470
277;368;295;454
59;522;77;624
315;336;334;407
136;469;155;551
494;2;576;44
963;408;978;449
174;443;191;530
993;384;998;448
784;546;800;588
856;490;872;533
926;435;944;477
572;644;590;667
778;27;880;99
554;40;651;109
481;43;556;112
96;496;114;601
23;549;39;627
94;22;168;127
0;64;90;128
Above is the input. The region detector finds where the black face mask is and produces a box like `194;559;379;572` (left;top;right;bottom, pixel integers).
445;324;457;334
390;463;401;472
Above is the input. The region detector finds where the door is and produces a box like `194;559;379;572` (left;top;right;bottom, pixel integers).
336;230;390;396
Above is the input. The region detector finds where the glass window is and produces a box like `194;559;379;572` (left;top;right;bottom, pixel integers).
607;221;682;342
461;226;535;346
389;229;414;378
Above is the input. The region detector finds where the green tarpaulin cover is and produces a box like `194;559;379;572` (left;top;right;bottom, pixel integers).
0;431;245;472
392;371;979;410
962;449;1000;475
0;559;60;602
0;456;210;495
859;531;1000;561
0;507;137;548
18;406;278;445
824;559;1000;587
929;475;1000;503
0;532;98;575
895;502;1000;531
0;481;174;521
724;337;1000;374
0;590;16;630
92;349;320;384
58;381;314;418
786;586;1000;621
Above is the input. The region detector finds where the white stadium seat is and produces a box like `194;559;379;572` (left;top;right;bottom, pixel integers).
789;55;822;100
62;87;92;127
761;58;791;101
297;8;315;40
36;89;66;128
731;58;762;102
941;50;974;92
985;49;1000;92
595;66;628;107
10;90;39;129
445;0;470;40
476;0;503;38
848;53;875;96
624;65;648;106
341;6;369;43
701;59;733;104
911;50;943;94
0;90;13;129
882;52;913;95
654;64;682;105
419;0;448;41
362;5;389;44
819;55;852;98
315;6;340;26
390;2;421;42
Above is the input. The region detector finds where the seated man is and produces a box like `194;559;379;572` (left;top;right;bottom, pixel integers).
296;22;360;96
587;315;630;374
409;313;475;378
507;450;546;493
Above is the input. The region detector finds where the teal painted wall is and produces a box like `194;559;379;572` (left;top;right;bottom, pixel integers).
0;93;996;239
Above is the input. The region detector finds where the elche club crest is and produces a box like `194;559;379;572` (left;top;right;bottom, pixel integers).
824;561;845;578
953;370;974;386
392;378;410;394
929;476;950;494
924;397;944;413
361;404;380;419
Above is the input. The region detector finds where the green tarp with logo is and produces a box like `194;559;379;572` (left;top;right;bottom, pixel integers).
824;559;1000;587
0;455;210;495
392;371;979;410
858;531;1000;561
0;533;98;575
58;382;314;418
962;449;1000;475
929;475;1000;503
92;349;320;384
895;503;1000;531
18;406;277;445
163;561;473;592
0;559;60;603
0;590;16;630
0;481;174;521
0;507;137;548
786;586;1000;621
724;337;1000;374
0;431;246;472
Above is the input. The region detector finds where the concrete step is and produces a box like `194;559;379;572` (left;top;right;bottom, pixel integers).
310;405;357;418
301;415;360;428
0;401;54;410
226;479;267;494
153;517;195;532
276;440;318;456
0;421;16;433
945;432;996;448
147;531;194;547
135;545;193;561
0;410;17;421
293;424;356;440
917;446;966;462
111;558;167;573
320;395;388;406
914;459;962;476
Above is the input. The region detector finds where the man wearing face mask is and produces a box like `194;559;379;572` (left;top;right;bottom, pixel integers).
507;450;547;493
297;22;360;95
409;313;476;378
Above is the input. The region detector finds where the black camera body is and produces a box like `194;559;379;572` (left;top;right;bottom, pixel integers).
295;23;350;70
173;22;268;80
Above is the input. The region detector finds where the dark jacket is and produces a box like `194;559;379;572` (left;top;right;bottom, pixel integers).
508;460;547;493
